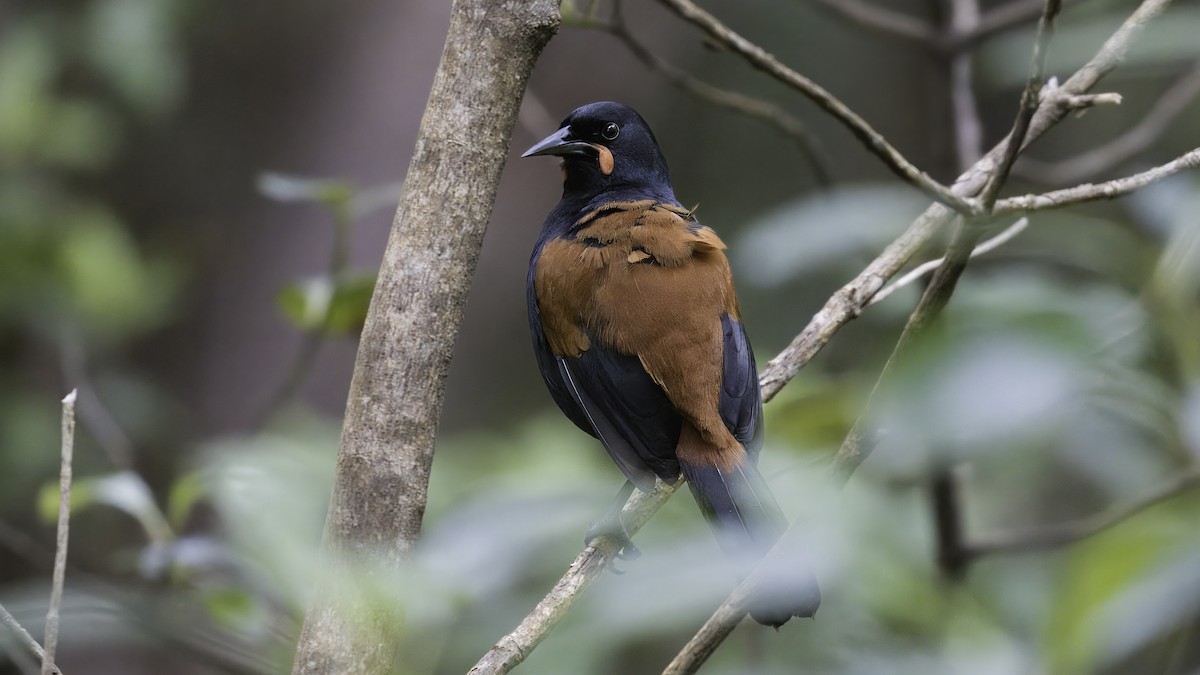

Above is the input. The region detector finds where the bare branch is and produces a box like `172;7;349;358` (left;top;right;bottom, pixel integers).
968;466;1200;557
1021;64;1200;183
662;607;748;675
1051;90;1123;110
42;390;75;675
656;0;981;215
981;0;1064;210
869;217;1029;306
968;0;1070;46
0;604;61;675
467;481;679;675
806;0;937;44
576;8;832;185
993;146;1200;214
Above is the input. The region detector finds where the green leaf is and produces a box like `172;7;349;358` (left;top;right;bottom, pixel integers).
167;471;206;530
278;272;376;336
41;471;173;542
257;173;354;211
58;207;177;339
86;0;185;117
325;272;376;335
38;478;97;523
202;587;256;628
278;276;332;332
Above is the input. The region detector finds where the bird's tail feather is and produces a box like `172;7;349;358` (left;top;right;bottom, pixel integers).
680;457;821;626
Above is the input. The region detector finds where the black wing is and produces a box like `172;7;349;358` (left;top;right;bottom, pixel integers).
720;314;765;459
556;345;682;489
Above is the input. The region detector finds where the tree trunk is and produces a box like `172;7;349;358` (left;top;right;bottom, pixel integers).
291;1;559;672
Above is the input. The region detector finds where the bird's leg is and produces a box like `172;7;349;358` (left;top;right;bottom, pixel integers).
585;480;641;563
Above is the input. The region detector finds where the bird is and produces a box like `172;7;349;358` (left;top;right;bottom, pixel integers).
521;101;820;626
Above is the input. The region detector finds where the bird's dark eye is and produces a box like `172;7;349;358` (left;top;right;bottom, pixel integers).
601;122;620;141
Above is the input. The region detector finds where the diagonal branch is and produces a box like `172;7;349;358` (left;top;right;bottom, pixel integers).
959;0;1077;48
1019;63;1200;184
868;217;1029;306
993;146;1200;214
967;465;1200;557
574;7;833;185
656;0;981;215
980;0;1063;209
1;603;62;675
466;481;679;674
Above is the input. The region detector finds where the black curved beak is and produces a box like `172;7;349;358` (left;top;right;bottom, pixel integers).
522;127;595;158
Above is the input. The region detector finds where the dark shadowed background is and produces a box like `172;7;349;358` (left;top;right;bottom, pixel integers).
2;0;1199;673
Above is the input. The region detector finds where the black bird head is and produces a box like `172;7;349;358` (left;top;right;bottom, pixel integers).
523;101;676;205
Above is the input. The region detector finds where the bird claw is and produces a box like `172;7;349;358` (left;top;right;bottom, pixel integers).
585;516;640;564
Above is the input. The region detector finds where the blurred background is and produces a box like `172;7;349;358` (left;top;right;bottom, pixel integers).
2;0;1199;673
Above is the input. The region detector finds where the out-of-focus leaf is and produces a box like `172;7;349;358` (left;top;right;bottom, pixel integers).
41;471;173;542
137;535;234;581
349;181;403;219
40;99;121;169
325;272;375;335
980;8;1200;88
1090;544;1200;669
1046;503;1189;673
278;276;332;331
257;172;354;211
38;477;98;523
86;0;184;117
168;471;206;529
873;331;1086;474
0;23;56;163
202;587;255;628
734;184;927;286
278;272;375;335
58;207;178;339
201;422;340;611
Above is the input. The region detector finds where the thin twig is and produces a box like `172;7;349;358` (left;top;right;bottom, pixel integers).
981;0;1063;210
1020;63;1200;184
963;0;1072;48
968;465;1200;556
43;390;75;675
254;199;353;428
58;336;134;470
869;217;1029;306
0;604;60;675
657;0;981;215
836;221;985;479
578;7;833;185
993;146;1200;214
806;0;938;44
467;481;679;674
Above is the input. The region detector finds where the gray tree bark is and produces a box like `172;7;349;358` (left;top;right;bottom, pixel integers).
291;1;560;672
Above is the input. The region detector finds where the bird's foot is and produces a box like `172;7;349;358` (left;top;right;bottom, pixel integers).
584;515;641;562
584;481;641;572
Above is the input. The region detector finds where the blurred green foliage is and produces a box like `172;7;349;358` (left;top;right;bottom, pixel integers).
1;0;1199;673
